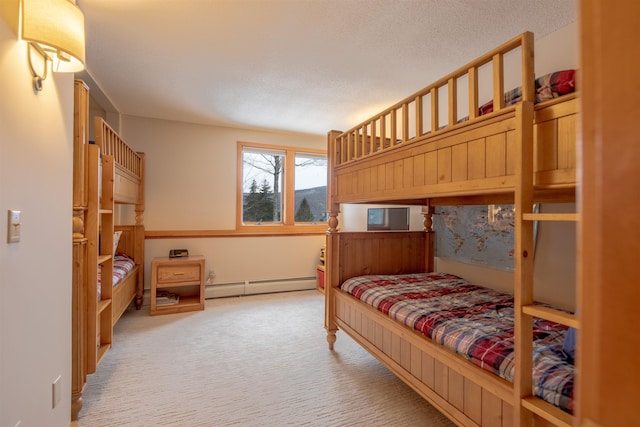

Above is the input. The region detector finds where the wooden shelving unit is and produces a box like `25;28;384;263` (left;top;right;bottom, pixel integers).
150;256;205;315
86;144;115;373
514;102;578;426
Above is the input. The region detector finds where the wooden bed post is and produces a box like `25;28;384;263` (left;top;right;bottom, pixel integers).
325;130;342;350
422;202;435;273
325;206;339;350
134;152;145;309
71;79;89;420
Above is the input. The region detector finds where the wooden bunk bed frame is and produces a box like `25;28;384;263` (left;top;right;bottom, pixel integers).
93;116;146;325
71;80;145;420
324;33;578;427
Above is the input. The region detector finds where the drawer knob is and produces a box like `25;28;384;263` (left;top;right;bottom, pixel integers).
173;272;185;276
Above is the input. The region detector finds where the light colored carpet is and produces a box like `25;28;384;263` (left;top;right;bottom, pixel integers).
79;290;455;427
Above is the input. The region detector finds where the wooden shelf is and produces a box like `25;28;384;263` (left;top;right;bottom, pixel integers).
522;212;578;222
521;396;572;427
97;254;112;265
152;295;203;315
96;343;111;366
522;304;578;329
97;298;111;315
85;145;115;374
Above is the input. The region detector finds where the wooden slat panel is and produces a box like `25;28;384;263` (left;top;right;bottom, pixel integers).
452;143;468;182
377;164;386;190
463;378;482;424
400;338;411;371
369;166;378;193
467;138;486;180
437;147;452;183
374;320;384;350
391;333;402;362
425;151;438;185
482;389;505;426
557;114;576;170
486;133;507;178
385;163;394;190
535;120;558;172
403;158;413;190
421;351;435;388
410;344;422;379
413;153;425;186
503;401;514;427
506;130;517;177
362;168;371;194
382;328;392;356
394;160;404;190
434;359;449;399
448;369;465;412
357;169;365;194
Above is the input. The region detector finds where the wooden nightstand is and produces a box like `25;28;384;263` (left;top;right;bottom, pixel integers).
316;264;325;294
150;255;205;315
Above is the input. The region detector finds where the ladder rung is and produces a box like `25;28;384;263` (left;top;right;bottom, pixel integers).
522;213;578;222
522;304;579;328
522;396;573;427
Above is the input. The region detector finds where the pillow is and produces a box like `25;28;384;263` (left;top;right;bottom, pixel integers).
535;69;576;103
477;69;577;116
562;326;576;363
113;230;122;254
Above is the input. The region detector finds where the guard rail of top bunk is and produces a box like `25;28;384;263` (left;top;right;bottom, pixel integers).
330;31;534;168
94;117;145;208
94;117;144;181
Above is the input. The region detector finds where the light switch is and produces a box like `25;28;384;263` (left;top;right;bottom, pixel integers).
7;210;21;243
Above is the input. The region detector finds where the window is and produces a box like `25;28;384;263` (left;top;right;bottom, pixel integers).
237;141;327;232
367;207;410;231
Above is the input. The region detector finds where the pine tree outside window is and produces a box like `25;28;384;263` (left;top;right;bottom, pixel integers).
237;141;327;233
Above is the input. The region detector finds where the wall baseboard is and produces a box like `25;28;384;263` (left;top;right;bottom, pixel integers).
205;277;316;299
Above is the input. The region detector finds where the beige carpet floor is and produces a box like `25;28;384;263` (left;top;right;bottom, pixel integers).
79;290;455;427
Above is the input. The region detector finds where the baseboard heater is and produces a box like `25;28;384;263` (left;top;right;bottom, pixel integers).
205;277;316;299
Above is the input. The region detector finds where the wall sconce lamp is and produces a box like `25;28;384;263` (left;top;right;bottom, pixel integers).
19;0;86;91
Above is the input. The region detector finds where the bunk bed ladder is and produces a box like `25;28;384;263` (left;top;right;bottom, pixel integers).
514;102;577;427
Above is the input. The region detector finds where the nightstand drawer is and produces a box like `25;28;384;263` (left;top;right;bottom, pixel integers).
157;264;201;283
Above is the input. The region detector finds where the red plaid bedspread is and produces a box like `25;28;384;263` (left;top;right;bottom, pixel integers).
341;272;574;414
97;253;136;300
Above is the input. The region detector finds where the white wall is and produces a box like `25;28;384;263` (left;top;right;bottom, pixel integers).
0;18;74;427
119;116;326;291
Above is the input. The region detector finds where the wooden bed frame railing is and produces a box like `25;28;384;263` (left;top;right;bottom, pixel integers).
332;32;534;167
94;118;144;179
94;117;146;214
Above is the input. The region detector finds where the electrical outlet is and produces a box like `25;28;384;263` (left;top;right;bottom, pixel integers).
52;375;62;409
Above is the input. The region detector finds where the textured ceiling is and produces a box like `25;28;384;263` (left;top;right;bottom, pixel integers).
76;0;576;136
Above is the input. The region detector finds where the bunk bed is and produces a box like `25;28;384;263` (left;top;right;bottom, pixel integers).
91;116;146;328
324;32;578;427
71;79;145;420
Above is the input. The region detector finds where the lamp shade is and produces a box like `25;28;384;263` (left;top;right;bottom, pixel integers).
21;0;85;72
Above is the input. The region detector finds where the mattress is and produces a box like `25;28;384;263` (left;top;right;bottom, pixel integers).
97;253;136;300
340;272;574;414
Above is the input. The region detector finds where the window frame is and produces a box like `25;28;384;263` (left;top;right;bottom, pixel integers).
236;141;327;234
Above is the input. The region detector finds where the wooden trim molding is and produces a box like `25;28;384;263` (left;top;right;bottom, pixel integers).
145;226;328;239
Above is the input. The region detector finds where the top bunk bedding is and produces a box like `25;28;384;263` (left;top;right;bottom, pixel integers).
341;272;575;415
